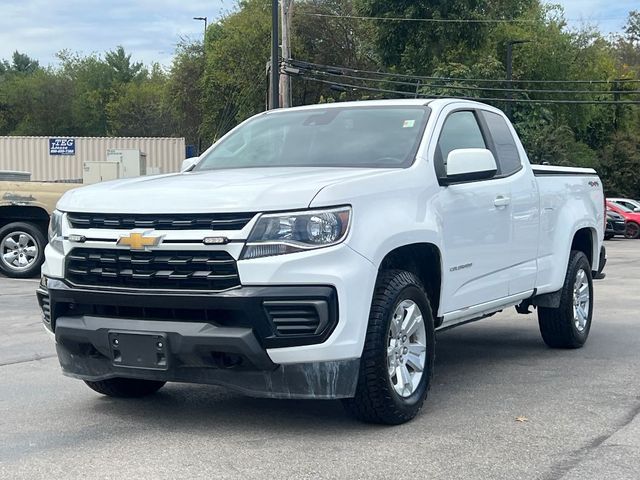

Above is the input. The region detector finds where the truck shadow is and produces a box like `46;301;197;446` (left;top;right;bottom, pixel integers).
86;317;558;432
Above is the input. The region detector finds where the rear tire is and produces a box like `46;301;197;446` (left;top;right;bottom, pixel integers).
84;378;166;398
0;221;46;278
343;270;435;425
538;250;593;348
625;222;640;239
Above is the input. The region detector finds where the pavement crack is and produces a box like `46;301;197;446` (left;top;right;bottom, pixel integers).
543;398;640;480
0;353;57;367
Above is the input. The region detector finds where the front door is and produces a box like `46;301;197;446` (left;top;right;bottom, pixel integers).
432;109;512;315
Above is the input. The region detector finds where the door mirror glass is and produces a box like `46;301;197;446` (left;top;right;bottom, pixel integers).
444;148;497;184
181;157;199;172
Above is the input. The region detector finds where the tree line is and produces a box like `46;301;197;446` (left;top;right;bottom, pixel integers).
0;0;639;197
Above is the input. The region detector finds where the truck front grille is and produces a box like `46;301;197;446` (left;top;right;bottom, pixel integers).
66;248;240;291
67;212;256;231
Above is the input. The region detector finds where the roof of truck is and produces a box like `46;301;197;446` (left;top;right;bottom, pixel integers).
268;99;435;112
262;98;500;115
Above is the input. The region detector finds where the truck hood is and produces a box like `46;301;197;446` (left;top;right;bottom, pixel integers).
57;167;392;214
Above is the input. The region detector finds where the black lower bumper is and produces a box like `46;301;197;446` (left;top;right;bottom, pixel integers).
43;279;338;349
54;314;359;399
40;278;357;399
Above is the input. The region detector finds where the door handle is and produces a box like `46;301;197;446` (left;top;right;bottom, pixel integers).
494;195;511;208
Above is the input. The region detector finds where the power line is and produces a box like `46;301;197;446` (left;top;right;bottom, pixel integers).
293;64;640;95
299;12;631;24
288;59;640;85
299;76;640;105
299;13;537;24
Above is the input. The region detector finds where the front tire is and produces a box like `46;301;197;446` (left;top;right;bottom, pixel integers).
343;270;435;425
84;378;166;398
0;221;46;278
538;250;593;348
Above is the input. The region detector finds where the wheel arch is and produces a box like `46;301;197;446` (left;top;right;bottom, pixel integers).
377;243;443;325
571;227;598;268
0;205;50;233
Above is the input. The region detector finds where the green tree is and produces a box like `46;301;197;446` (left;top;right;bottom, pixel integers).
106;73;175;137
0;69;75;135
201;0;272;142
599;132;640;197
105;46;145;84
57;51;115;135
168;40;205;147
356;0;538;74
8;51;40;74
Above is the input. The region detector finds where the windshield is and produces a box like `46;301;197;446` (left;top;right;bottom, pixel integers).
194;106;430;171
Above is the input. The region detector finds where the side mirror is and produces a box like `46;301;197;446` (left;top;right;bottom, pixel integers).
443;148;497;185
181;157;199;172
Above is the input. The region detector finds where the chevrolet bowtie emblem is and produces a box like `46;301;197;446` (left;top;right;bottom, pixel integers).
117;232;162;251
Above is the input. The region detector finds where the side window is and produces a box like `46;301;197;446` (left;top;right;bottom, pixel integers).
435;111;486;178
481;111;522;176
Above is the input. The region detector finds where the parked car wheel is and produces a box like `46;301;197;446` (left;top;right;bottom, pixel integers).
538;250;593;348
0;221;46;278
625;222;640;239
342;270;435;424
84;378;166;398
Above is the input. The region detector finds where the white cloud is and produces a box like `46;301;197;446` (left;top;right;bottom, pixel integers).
0;0;228;67
549;0;636;34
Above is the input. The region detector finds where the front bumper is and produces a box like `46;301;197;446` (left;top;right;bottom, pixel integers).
53;315;359;399
38;277;361;399
606;219;626;235
42;242;378;364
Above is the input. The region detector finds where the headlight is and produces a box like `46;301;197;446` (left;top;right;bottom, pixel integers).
48;210;64;254
241;206;351;259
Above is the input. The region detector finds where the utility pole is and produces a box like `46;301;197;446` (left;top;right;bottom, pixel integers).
505;39;530;120
279;0;293;107
613;79;621;130
270;0;280;109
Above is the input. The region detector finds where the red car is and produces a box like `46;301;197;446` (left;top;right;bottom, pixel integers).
606;201;640;238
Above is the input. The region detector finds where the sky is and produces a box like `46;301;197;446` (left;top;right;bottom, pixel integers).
0;0;637;68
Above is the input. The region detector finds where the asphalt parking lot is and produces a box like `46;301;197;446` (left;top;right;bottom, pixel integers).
1;239;639;479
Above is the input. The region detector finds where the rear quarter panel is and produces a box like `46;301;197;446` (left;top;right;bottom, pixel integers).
533;168;604;294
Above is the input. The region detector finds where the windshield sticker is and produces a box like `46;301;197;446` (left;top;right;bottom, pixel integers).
403;120;416;128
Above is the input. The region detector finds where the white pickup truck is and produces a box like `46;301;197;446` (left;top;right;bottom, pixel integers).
38;99;605;424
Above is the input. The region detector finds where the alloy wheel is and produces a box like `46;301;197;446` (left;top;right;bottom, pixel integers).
572;268;590;332
1;231;39;272
387;299;427;398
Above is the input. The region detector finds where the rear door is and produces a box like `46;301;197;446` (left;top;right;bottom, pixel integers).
478;110;539;295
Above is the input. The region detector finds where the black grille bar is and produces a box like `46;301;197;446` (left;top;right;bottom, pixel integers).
67;212;256;231
66;248;241;291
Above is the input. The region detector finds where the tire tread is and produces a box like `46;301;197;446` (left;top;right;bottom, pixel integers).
343;269;434;425
538;250;592;349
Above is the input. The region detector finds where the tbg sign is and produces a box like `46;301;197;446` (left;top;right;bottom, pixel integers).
49;138;76;155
